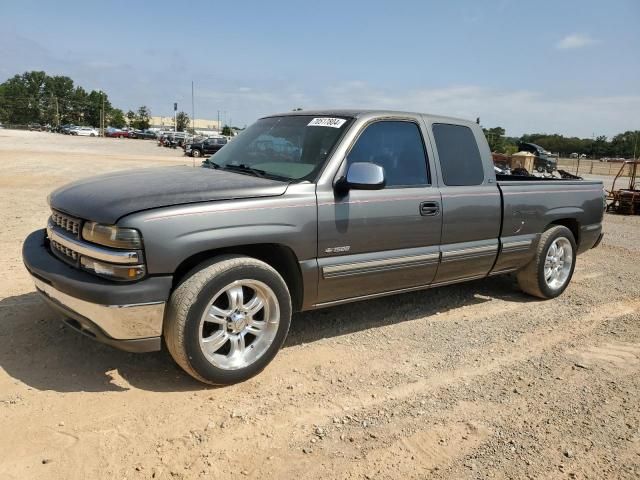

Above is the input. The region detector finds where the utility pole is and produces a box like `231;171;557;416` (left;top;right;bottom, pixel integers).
191;81;195;135
54;96;60;128
174;102;178;132
217;110;220;133
101;92;105;136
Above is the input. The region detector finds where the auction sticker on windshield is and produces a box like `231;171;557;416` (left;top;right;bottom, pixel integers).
307;117;347;128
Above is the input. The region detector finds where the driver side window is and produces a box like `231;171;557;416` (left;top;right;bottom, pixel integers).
347;121;429;188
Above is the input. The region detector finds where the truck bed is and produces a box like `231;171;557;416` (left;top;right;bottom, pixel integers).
492;177;604;276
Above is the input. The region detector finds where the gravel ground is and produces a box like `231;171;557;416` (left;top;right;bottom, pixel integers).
0;129;639;480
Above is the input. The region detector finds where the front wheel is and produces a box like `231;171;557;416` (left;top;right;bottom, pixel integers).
517;225;576;299
164;255;292;385
191;149;202;158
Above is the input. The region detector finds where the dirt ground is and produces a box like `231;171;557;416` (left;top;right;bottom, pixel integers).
1;129;639;480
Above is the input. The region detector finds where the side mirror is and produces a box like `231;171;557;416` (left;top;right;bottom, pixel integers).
336;162;386;192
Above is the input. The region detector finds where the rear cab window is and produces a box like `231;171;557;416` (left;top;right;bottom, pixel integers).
432;123;484;186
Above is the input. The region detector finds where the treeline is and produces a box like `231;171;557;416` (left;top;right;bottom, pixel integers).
483;126;640;159
0;71;152;130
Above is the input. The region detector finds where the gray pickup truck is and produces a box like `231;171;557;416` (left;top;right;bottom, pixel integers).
23;110;605;384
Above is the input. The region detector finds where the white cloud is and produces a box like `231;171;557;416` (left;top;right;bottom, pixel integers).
556;33;597;50
199;82;638;137
310;82;639;137
0;31;632;137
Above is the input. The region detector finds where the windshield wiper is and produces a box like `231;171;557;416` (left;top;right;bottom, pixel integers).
202;159;221;169
221;164;267;178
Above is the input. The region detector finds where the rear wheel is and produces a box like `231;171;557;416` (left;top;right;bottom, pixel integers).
517;225;576;299
164;255;292;385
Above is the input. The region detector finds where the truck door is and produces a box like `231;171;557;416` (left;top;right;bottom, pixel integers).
315;119;442;305
428;122;501;284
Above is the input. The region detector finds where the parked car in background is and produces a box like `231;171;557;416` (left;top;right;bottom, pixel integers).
185;137;228;157
570;153;579;159
71;127;99;137
159;131;187;148
129;130;157;140
106;128;129;138
61;124;77;135
517;142;557;173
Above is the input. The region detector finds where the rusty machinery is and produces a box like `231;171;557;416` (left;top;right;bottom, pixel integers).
607;161;640;215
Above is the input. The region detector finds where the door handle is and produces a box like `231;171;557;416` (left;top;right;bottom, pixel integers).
419;201;440;216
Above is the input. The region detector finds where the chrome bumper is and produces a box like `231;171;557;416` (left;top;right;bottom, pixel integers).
32;276;165;340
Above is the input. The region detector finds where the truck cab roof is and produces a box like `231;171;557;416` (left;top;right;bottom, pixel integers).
263;109;473;126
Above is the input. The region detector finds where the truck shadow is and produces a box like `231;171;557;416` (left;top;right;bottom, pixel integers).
0;275;534;393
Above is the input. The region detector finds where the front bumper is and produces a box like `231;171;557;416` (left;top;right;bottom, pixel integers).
23;229;172;352
592;231;604;249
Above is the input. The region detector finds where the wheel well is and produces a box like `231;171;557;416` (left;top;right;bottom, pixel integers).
548;218;580;246
172;244;304;312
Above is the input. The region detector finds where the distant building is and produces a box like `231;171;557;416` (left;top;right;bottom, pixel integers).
150;116;222;135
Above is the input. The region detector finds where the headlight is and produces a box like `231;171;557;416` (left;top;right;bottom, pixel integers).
80;257;146;281
82;222;143;249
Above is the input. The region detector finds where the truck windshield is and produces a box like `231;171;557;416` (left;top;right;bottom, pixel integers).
208;115;352;181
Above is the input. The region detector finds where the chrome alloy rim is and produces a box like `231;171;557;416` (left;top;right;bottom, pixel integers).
544;237;573;290
198;280;280;370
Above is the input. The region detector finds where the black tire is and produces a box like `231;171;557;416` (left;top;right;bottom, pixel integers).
536;166;544;173
164;255;292;385
517;225;577;299
191;149;202;158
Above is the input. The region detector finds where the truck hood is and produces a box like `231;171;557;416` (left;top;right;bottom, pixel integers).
49;166;289;224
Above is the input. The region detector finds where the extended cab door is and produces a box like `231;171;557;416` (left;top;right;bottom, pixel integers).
203;139;214;154
315;118;442;305
427;121;501;283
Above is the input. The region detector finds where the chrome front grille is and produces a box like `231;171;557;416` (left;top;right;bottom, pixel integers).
50;239;79;263
50;210;81;237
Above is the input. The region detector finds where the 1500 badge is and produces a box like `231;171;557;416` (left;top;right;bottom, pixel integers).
324;246;351;254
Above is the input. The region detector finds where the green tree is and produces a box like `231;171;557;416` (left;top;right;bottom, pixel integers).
504;144;518;155
221;125;232;136
0;71;47;124
84;90;111;127
108;108;127;128
483;126;506;153
67;86;88;124
176;111;190;132
590;135;608;159
42;75;74;125
610;131;640;159
126;110;136;127
0;71;123;128
133;105;151;130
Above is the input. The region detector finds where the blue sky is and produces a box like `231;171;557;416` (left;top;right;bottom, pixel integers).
1;0;638;136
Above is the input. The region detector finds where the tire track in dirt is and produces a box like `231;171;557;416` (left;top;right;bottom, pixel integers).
567;341;640;374
259;301;640;479
307;299;640;415
133;299;639;479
